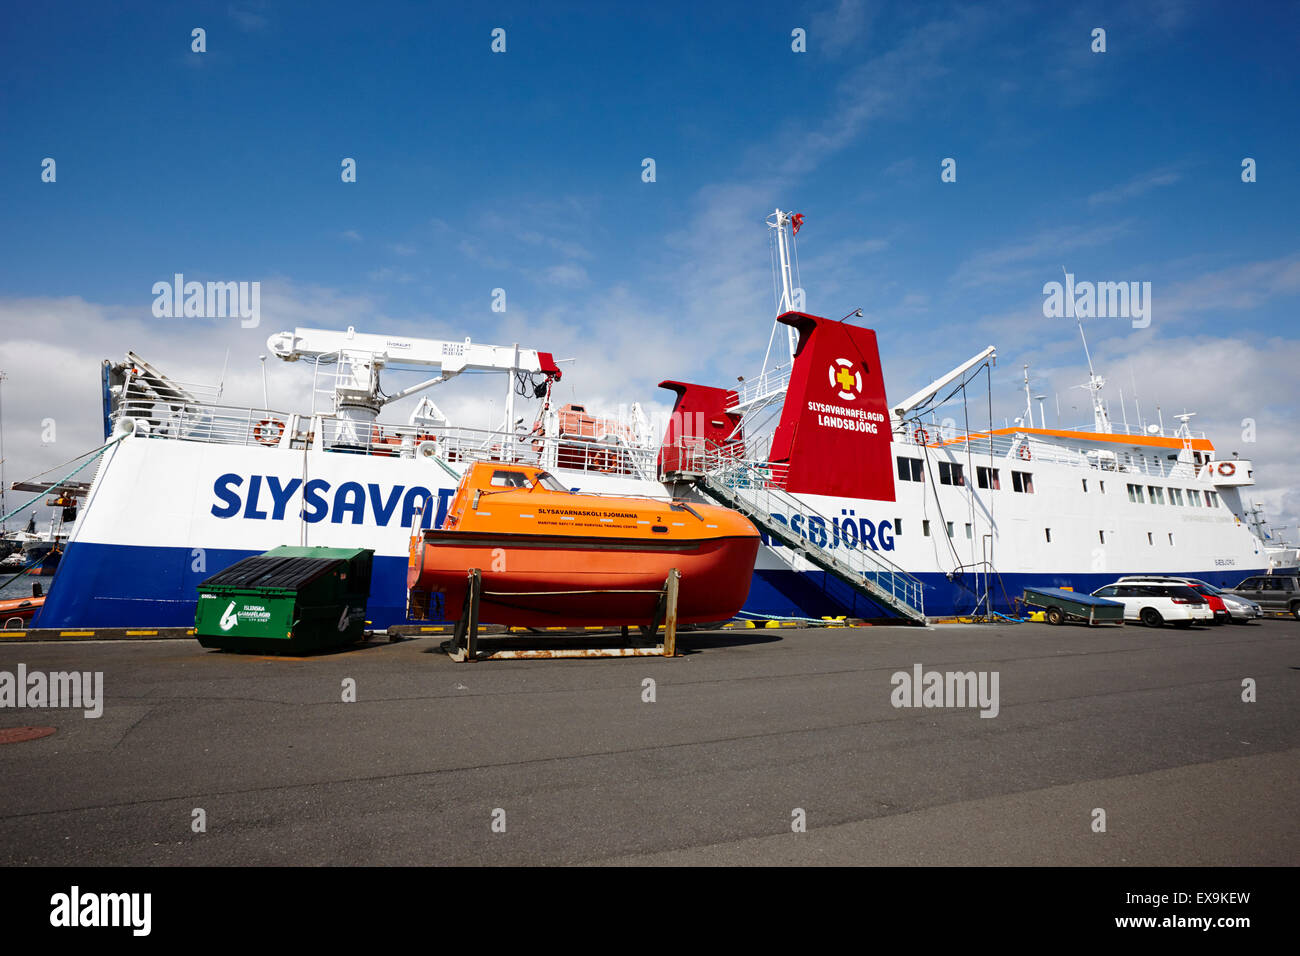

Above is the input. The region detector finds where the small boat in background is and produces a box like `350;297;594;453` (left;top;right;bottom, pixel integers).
1;584;45;628
407;461;760;626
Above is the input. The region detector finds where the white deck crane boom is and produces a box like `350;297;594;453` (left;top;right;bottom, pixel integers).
265;326;562;436
890;346;997;427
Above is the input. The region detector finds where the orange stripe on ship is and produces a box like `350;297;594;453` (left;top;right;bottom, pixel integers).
931;426;1214;452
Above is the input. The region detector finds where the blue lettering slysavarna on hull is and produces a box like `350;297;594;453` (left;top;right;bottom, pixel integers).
210;473;454;528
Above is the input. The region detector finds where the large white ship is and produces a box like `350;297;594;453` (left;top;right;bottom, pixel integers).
35;211;1268;627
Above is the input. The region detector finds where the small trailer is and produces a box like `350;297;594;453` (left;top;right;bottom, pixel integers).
1021;586;1125;627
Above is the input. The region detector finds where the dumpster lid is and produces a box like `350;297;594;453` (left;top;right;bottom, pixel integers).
200;546;371;591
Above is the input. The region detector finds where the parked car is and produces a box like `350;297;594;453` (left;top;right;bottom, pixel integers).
1186;581;1262;623
1227;573;1300;619
1091;582;1215;628
1116;576;1259;624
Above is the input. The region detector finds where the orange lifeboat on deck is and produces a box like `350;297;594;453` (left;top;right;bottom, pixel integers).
407;461;760;626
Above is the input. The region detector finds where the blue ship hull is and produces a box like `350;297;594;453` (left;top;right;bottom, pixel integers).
34;540;1264;628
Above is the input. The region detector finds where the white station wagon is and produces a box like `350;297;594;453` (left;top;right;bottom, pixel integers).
1091;582;1215;628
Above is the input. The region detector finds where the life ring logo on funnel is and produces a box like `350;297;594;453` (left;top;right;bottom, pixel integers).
828;358;863;401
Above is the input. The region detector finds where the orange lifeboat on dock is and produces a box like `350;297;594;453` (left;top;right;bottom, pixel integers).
407;461;760;626
1;594;44;629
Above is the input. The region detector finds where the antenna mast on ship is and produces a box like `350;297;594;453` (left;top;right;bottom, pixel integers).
1073;309;1113;434
1021;365;1034;428
761;209;804;378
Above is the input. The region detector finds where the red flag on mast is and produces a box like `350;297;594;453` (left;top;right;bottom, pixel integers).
791;213;805;235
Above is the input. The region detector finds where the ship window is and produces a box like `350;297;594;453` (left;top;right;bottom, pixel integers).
1045;528;1052;543
946;521;954;537
1099;480;1106;493
939;462;965;486
1127;483;1144;504
1147;486;1165;505
1012;471;1034;493
490;470;531;488
897;456;923;482
532;471;570;492
1169;488;1184;506
1169;532;1175;545
895;519;902;536
1188;489;1202;506
1081;479;1088;493
1147;532;1154;545
1207;491;1220;507
922;519;931;537
977;466;1000;489
965;523;972;539
1099;530;1106;544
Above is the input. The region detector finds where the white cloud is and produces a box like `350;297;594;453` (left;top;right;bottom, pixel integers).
809;0;876;58
539;264;589;288
950;222;1132;288
1088;168;1182;205
1159;253;1300;316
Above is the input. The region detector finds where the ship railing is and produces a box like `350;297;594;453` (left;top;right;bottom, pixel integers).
1054;421;1209;441
727;362;792;411
663;438;926;621
111;397;662;479
315;417;661;479
112;397;296;446
908;429;1201;481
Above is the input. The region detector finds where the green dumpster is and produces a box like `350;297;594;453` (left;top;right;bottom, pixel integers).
195;546;374;652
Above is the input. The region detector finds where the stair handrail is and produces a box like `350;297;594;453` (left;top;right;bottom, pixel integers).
662;437;925;616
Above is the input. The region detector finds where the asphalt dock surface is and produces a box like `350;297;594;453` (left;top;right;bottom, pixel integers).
1;620;1296;866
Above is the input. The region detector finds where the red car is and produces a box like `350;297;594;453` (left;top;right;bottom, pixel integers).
1187;584;1230;624
1117;576;1230;624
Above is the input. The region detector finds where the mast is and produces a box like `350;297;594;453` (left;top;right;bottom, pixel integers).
761;209;802;376
1022;365;1034;428
1074;311;1112;433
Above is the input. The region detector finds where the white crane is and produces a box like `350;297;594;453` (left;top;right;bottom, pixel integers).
265;326;563;441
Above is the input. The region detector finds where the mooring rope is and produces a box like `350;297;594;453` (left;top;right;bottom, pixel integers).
0;434;125;527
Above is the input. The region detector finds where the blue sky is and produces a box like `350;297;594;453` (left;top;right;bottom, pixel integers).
2;0;1299;525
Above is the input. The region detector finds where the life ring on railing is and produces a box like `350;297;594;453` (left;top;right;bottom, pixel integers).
1217;461;1235;477
913;428;930;445
1017;444;1032;461
253;419;285;446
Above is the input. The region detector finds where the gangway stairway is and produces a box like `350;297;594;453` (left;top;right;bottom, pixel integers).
665;442;927;624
